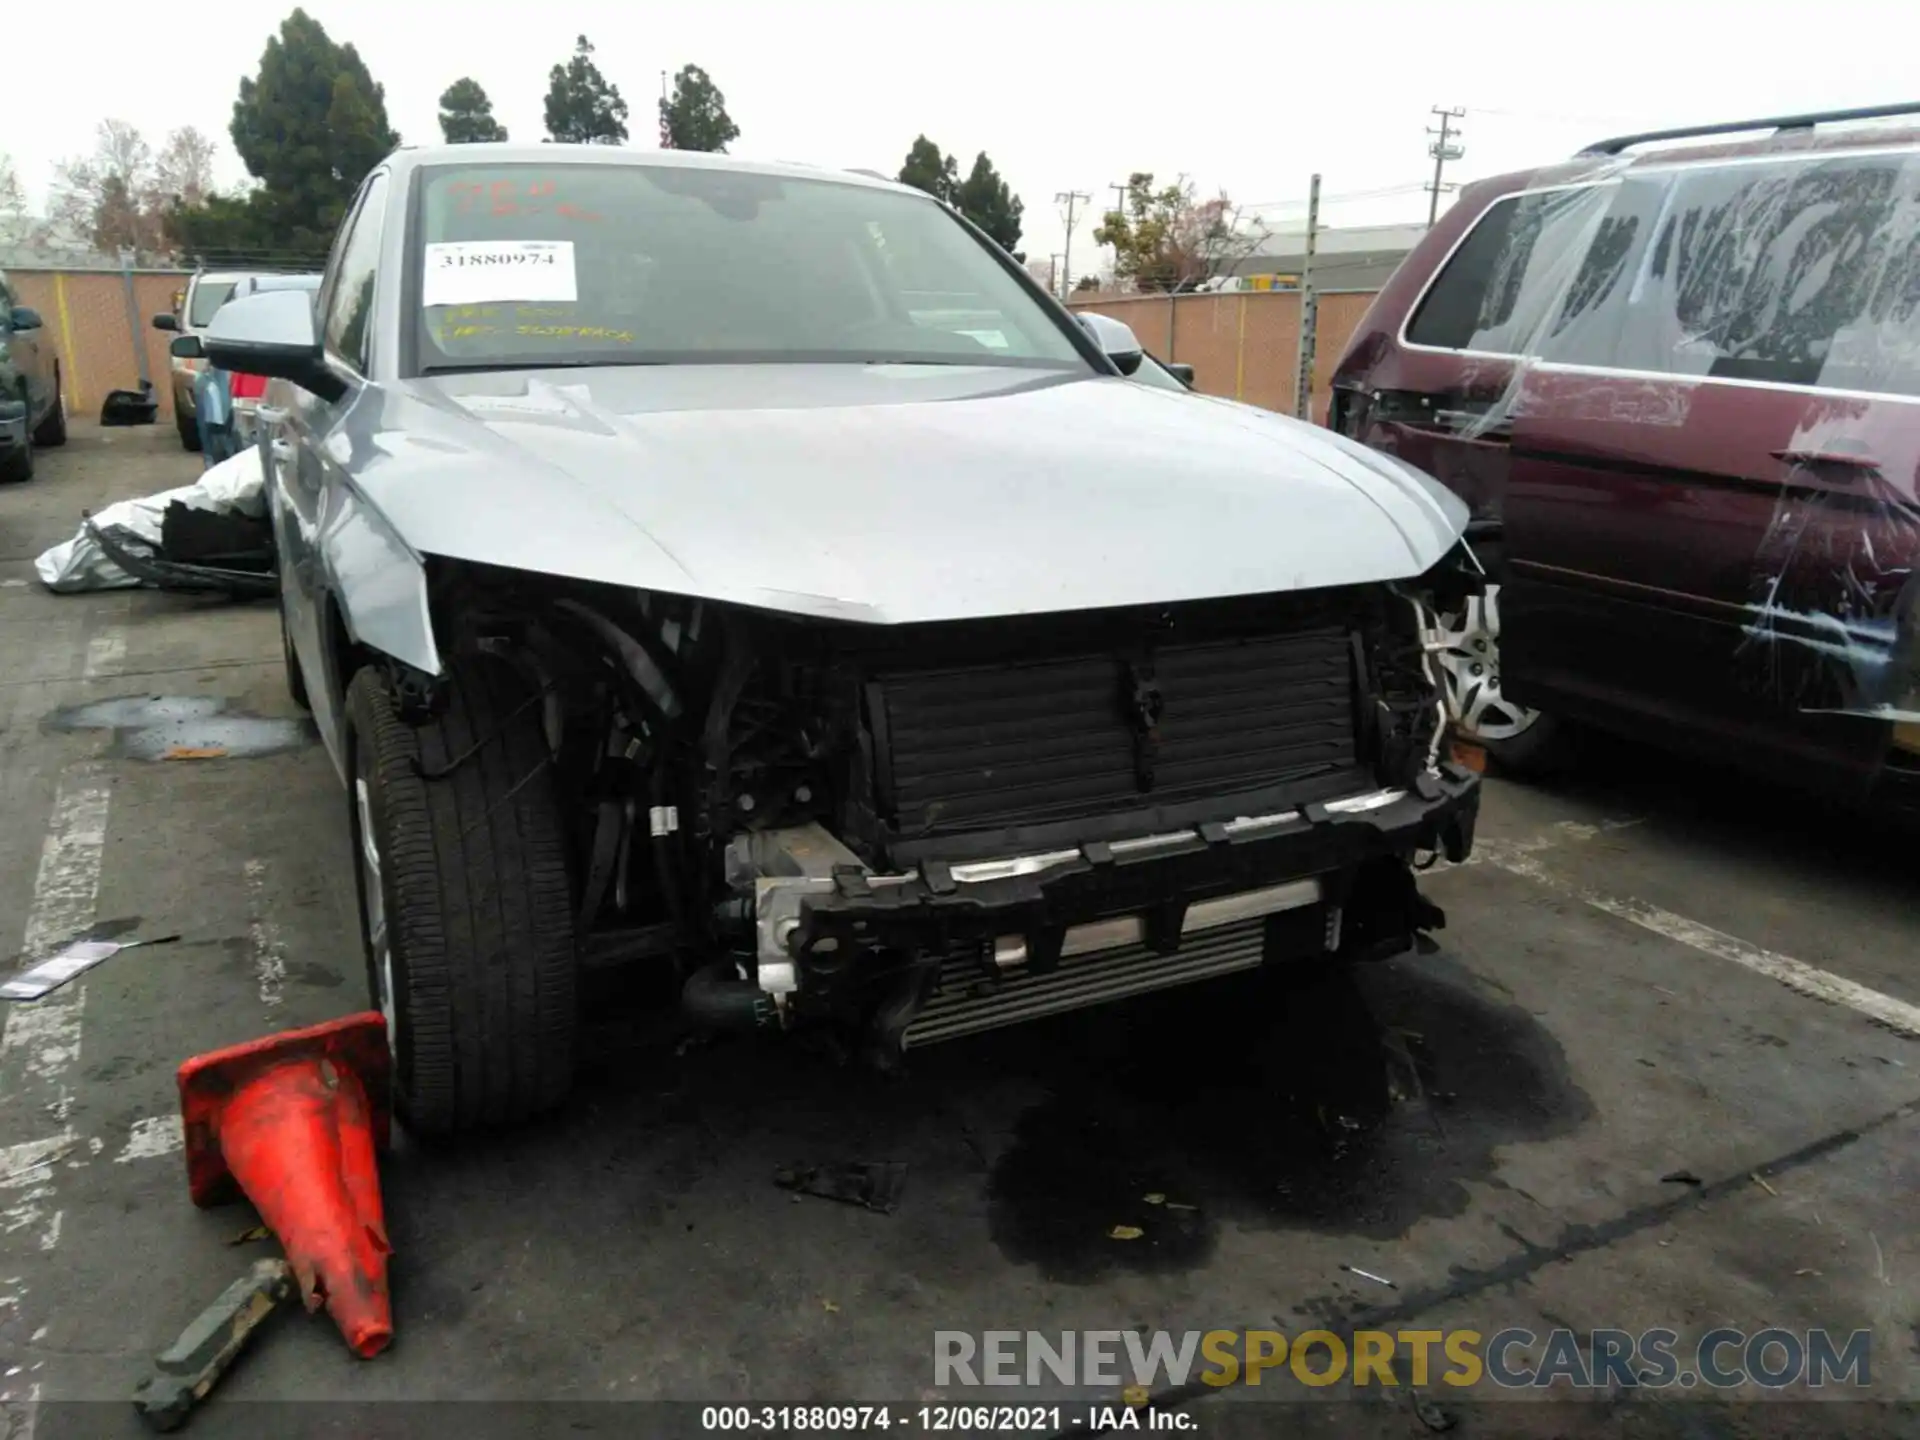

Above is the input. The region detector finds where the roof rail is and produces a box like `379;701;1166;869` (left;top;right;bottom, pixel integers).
1577;101;1920;157
846;168;893;183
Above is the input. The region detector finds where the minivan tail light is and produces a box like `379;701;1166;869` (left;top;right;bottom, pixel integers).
228;373;268;400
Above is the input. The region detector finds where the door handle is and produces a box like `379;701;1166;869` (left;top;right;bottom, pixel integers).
257;405;286;425
270;439;296;465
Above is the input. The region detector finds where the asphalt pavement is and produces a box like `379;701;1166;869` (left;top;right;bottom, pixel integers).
0;423;1915;1439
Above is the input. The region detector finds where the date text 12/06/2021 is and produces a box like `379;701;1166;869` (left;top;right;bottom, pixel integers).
700;1407;1191;1432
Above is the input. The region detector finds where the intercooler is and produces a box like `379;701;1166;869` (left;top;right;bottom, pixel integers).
869;618;1361;850
901;917;1271;1049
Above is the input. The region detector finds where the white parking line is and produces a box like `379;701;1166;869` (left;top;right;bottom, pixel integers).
115;1115;183;1165
1460;821;1920;1040
0;766;110;1428
243;859;286;1011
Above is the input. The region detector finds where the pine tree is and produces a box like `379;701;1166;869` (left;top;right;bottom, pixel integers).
897;136;958;203
544;36;629;145
226;7;399;250
659;65;740;152
955;152;1024;259
439;78;508;144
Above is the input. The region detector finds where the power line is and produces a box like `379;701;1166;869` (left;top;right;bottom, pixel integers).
1426;105;1466;226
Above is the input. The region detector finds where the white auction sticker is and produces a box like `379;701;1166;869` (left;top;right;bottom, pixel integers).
422;240;578;308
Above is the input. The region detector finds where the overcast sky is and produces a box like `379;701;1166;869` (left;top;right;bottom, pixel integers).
12;0;1920;279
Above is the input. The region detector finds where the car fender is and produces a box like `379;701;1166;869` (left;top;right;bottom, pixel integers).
309;482;441;776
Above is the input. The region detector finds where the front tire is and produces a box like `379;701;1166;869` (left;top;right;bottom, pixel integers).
176;402;201;452
345;656;578;1136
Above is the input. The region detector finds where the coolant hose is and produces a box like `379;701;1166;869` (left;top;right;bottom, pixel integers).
682;963;777;1031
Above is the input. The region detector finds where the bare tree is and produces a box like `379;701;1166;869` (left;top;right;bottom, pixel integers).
0;153;30;246
49;118;170;258
153;126;218;210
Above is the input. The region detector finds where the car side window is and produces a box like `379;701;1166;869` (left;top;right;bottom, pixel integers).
323;171;391;374
1404;185;1614;355
1590;154;1920;398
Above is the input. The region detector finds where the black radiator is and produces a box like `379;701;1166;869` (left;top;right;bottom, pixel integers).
868;617;1360;853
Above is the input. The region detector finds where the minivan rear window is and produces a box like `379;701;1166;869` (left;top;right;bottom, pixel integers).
1404;186;1614;354
1587;153;1920;397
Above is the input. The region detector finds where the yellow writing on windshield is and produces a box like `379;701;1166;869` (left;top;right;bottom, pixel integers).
516;324;635;343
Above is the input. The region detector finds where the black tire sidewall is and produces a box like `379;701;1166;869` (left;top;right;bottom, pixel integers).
280;589;310;710
344;677;424;1118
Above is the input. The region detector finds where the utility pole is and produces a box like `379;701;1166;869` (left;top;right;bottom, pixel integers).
1055;190;1090;300
1049;253;1062;297
1426;106;1466;225
1107;181;1129;217
1292;174;1320;421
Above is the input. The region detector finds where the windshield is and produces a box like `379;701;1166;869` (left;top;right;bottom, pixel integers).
410;163;1087;373
188;281;237;328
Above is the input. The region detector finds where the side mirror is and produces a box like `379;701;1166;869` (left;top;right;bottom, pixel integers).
169;334;205;360
10;307;43;332
1166;362;1195;387
202;289;343;402
151;313;180;333
1077;311;1144;377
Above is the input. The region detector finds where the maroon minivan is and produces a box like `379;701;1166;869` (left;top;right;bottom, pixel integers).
1330;104;1920;814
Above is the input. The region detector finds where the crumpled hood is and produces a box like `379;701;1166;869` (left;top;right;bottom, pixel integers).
350;363;1466;625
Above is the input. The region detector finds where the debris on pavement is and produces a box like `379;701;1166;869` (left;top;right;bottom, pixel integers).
772;1161;907;1214
1752;1172;1779;1196
1660;1170;1704;1187
132;1257;294;1432
1410;1390;1457;1431
225;1225;270;1247
34;447;273;596
177;1012;395;1357
162;746;230;761
1341;1263;1397;1289
1108;1225;1144;1241
101;381;159;428
2;934;182;1001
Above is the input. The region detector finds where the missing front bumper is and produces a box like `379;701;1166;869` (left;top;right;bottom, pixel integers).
730;768;1477;1039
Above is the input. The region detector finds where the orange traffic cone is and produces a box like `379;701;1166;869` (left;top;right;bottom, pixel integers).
176;1012;395;1358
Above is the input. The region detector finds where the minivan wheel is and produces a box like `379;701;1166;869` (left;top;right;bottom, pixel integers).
1429;586;1569;775
344;655;578;1137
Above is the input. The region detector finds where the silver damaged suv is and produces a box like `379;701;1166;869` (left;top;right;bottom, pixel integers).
191;144;1483;1136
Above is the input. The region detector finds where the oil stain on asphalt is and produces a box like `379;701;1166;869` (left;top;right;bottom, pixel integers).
979;954;1592;1283
47;695;315;760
